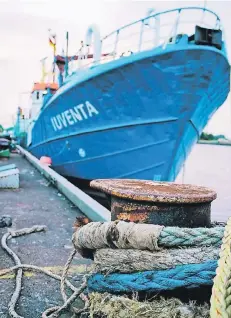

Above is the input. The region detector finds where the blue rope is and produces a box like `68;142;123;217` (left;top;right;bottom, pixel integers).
87;260;217;293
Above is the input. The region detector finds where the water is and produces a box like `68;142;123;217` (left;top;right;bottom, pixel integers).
176;144;231;222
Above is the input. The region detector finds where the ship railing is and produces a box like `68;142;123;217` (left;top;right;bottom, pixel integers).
69;6;222;74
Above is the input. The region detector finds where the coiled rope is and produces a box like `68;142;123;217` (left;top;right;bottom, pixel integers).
0;225;89;318
210;217;231;317
94;246;220;273
73;221;224;256
89;292;210;318
87;260;217;293
2;220;230;317
159;226;224;247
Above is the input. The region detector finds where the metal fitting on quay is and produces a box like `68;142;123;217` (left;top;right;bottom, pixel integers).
90;179;217;227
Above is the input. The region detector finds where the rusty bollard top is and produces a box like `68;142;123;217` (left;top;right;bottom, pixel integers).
90;179;217;204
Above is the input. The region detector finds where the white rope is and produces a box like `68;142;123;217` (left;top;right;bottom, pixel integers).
1;225;89;318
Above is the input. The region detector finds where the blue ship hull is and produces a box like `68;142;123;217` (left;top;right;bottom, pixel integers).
28;44;230;182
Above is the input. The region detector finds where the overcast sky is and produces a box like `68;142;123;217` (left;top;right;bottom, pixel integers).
1;0;231;137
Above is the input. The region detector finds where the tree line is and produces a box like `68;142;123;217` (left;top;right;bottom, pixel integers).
200;132;227;141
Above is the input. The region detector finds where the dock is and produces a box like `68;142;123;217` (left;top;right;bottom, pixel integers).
0;146;230;318
0;152;99;317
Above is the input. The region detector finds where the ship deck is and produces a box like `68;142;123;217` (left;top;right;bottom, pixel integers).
0;153;92;318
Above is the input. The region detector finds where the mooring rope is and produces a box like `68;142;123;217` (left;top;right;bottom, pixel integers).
159;226;224;247
89;292;210;318
60;249;90;316
0;225;89;318
60;249;77;303
1;221;230;317
1;226;46;318
94;246;220;273
210;217;231;318
73;221;224;256
87;260;217;293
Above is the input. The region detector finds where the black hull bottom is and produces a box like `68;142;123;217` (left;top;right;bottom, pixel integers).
65;175;111;210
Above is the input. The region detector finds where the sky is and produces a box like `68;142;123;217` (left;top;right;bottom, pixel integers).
1;0;231;137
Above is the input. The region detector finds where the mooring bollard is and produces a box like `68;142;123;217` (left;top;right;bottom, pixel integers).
90;179;217;227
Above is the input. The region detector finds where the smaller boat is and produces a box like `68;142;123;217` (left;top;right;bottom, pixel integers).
0;138;10;158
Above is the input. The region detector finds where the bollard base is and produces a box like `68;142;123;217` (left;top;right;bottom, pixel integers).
111;196;211;227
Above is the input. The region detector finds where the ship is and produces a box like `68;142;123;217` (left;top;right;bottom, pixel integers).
22;6;230;183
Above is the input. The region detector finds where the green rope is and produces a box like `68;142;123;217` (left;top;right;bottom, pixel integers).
159;227;224;247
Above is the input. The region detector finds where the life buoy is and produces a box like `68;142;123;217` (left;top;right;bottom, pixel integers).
40;156;52;166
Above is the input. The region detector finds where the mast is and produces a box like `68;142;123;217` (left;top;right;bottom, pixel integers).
40;57;48;83
53;35;56;83
48;29;57;83
65;31;69;78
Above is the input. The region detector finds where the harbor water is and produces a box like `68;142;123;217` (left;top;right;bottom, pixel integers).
177;143;231;222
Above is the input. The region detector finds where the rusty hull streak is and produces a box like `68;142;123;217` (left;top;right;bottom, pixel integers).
90;179;217;204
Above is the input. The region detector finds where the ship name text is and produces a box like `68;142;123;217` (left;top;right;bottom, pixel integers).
50;101;99;131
